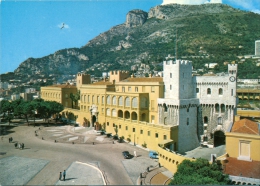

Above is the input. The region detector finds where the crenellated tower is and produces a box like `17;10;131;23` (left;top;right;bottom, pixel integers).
76;73;91;89
158;58;200;153
109;70;130;83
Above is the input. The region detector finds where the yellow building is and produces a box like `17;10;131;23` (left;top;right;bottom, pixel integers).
41;83;77;108
75;71;175;151
237;88;260;101
224;119;260;179
41;71;176;151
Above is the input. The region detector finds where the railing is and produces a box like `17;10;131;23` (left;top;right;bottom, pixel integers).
229;175;260;185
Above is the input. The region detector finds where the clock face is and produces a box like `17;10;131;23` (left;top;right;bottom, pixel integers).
229;76;236;82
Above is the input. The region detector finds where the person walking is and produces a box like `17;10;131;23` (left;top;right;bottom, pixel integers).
59;172;62;181
63;170;66;181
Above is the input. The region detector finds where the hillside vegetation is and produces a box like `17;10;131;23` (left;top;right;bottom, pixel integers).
11;3;260;79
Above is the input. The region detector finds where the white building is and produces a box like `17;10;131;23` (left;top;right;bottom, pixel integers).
255;40;260;56
158;57;237;153
11;94;20;101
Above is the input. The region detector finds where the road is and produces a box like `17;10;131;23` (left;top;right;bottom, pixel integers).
0;124;157;185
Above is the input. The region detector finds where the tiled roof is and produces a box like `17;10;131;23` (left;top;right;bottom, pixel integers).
122;77;163;82
47;84;76;88
224;157;260;179
92;81;113;85
231;119;259;135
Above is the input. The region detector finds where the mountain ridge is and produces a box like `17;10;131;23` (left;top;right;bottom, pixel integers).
9;3;260;80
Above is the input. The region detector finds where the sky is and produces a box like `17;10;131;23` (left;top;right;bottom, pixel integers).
1;0;260;74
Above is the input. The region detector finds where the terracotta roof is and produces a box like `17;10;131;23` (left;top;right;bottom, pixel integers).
231;119;259;135
92;81;113;85
224;157;260;179
47;84;76;88
122;77;163;82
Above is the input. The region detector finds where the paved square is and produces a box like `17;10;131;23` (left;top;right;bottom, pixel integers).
122;157;158;184
0;156;49;185
56;161;105;185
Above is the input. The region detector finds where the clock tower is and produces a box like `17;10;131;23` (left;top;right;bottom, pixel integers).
228;64;237;98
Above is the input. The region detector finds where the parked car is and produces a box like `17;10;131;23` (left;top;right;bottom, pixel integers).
122;151;131;159
149;151;158;159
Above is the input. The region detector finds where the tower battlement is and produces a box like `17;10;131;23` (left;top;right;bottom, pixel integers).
228;64;238;74
109;70;130;83
110;70;129;75
164;60;192;66
76;73;91;88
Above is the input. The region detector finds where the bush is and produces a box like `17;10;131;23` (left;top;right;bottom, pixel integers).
113;135;119;140
142;142;147;148
127;138;131;142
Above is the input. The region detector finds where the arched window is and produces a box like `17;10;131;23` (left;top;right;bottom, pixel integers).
163;103;168;112
102;96;104;104
132;97;138;108
215;104;219;112
219;88;223;95
97;96;99;103
106;95;111;104
112;96;116;105
141;113;146;121
141;97;148;108
207;88;211;95
118;110;123;118
118;96;123;106
131;112;137;120
112;109;116;117
106;108;110;116
88;95;90;102
125;111;130;119
125;97;130;107
221;104;225;113
92;95;94;103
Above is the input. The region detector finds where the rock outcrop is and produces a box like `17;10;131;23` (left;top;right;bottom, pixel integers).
125;9;148;28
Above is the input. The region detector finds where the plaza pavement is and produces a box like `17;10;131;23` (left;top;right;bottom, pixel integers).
0;122;163;185
0;121;226;185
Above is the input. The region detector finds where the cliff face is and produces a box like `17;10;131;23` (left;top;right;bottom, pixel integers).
125;9;148;27
13;3;260;78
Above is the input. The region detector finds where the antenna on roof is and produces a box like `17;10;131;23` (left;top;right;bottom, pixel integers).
175;27;178;62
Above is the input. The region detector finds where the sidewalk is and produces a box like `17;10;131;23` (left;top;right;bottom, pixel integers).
138;164;173;185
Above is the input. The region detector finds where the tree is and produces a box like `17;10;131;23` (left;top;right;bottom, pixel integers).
17;101;34;124
69;93;75;108
0;100;13;125
114;125;118;136
12;98;25;118
70;91;80;109
168;158;231;185
48;101;64;123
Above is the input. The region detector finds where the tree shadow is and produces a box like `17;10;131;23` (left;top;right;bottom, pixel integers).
0;125;16;136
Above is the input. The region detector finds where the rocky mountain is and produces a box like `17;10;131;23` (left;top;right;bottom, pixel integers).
13;3;260;79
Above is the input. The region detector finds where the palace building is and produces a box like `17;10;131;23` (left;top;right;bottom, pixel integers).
41;56;238;153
